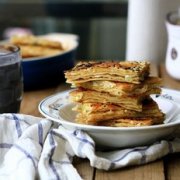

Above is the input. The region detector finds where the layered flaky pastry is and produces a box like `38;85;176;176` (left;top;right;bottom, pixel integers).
64;60;165;127
73;98;165;124
69;89;146;111
10;35;65;58
96;117;164;127
17;45;63;58
11;35;64;50
65;61;150;84
73;77;161;97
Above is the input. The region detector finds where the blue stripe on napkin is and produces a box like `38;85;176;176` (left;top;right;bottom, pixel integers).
72;130;94;147
12;114;22;138
49;132;60;180
0;143;13;149
13;144;37;169
38;122;43;147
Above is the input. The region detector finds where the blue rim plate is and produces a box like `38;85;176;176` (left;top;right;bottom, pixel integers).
39;88;180;148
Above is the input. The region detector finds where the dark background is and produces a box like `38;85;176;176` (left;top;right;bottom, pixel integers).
0;0;128;60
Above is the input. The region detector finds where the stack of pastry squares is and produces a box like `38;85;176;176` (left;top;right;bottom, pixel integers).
65;61;165;127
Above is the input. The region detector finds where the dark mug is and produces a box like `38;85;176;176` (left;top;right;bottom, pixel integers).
0;44;23;113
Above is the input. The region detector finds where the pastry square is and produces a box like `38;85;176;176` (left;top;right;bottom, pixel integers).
17;45;62;58
73;77;162;97
70;89;145;112
96;117;164;127
73;98;165;124
65;61;150;84
11;35;64;50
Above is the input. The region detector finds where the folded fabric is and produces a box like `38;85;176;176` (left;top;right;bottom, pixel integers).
0;114;180;180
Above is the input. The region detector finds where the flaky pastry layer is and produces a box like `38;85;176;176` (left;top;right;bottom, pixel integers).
65;61;150;84
73;77;161;97
70;89;146;111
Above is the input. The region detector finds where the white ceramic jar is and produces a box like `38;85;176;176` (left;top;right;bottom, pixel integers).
166;11;180;80
126;0;180;64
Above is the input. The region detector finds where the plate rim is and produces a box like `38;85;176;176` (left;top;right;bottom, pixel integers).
38;88;180;131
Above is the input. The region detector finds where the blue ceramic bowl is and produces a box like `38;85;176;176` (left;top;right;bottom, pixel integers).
21;33;79;90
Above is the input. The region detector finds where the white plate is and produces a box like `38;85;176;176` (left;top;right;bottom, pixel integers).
39;88;180;148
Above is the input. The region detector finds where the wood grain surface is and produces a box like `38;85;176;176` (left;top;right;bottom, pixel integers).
20;63;180;180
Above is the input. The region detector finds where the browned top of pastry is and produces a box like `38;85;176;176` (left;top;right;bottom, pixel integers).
65;61;150;84
70;61;148;72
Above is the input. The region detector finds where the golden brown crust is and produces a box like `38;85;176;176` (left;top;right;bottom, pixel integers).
69;61;148;71
11;35;64;50
70;89;145;112
64;60;165;127
65;61;150;84
74;98;159;114
18;45;63;58
73;77;162;97
96;117;164;127
10;35;65;58
76;116;164;127
97;118;154;127
73;98;165;123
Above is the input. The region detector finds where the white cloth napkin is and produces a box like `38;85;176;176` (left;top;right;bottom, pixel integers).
0;114;180;180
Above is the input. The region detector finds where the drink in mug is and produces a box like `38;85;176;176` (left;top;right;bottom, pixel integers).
0;44;23;113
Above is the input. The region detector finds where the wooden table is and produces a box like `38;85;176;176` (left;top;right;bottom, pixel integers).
20;64;180;180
